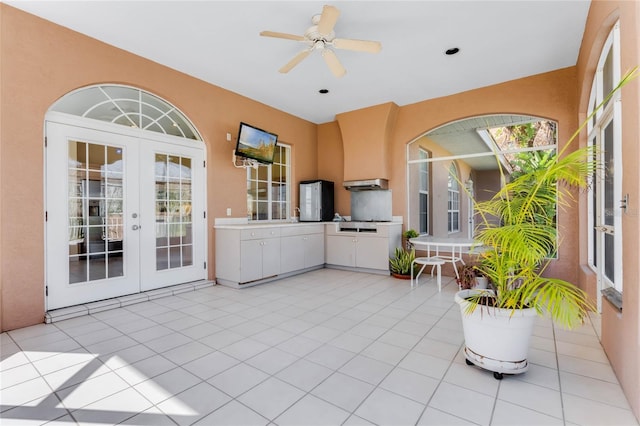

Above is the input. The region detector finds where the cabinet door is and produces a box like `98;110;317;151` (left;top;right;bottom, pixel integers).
261;237;281;278
305;234;325;268
326;235;356;267
240;240;263;283
280;235;305;274
356;237;390;270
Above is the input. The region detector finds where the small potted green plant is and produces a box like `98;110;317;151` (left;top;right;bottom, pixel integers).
402;229;419;249
389;247;416;279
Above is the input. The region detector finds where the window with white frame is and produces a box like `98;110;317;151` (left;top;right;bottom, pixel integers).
586;21;622;296
448;163;460;233
247;144;290;221
419;148;430;234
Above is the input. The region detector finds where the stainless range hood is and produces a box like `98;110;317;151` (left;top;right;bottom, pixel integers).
343;178;389;191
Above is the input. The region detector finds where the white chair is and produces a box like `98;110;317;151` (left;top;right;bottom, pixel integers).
411;257;446;291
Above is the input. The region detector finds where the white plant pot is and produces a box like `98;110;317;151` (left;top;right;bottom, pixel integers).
475;276;489;289
455;289;538;379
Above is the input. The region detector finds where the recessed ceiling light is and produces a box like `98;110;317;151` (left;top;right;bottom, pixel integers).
445;47;460;55
319;89;329;94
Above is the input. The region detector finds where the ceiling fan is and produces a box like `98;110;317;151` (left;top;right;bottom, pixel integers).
260;5;382;78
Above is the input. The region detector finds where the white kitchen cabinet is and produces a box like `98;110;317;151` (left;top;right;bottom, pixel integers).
215;226;281;286
325;223;402;273
280;225;325;274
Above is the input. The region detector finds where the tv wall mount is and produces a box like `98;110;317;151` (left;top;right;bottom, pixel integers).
232;150;260;169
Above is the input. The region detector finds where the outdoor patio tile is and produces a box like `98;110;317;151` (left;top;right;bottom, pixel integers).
491;399;563;425
70;387;153;425
219;338;271;361
557;354;618;382
179;322;223;340
276;335;324;357
412;336;461;360
157;381;231;426
120;406;178;425
498;379;563;419
338;354;394;385
417;407;474;425
133;367;201;404
245;347;299;375
429;382;495;426
207;363;269;397
361;340;410;366
398;351;451;380
379;366;439;404
0;269;637;425
42;357;112;390
161;340;213;365
192;400;269;426
275;358;333;391
355;387;425;426
304;344;356;370
0;363;42;389
55;371;130;410
328;332;374;353
143;332;192;353
237;377;305;420
443;361;500;397
99;344;157;371
182;351;239;380
560;371;630;409
275;394;350;426
563;393;639;426
113;354;177;386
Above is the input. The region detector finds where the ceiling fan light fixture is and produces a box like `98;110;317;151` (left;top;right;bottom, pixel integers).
261;5;380;77
319;89;329;94
445;47;460;55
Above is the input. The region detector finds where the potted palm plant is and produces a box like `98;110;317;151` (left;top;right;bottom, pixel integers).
456;67;638;380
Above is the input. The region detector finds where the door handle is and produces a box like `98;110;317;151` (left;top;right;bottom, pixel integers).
132;224;140;231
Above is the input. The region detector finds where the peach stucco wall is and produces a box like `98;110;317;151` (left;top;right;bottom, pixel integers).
575;1;640;419
0;5;317;331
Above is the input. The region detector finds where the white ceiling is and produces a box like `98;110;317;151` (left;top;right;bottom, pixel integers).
6;1;591;124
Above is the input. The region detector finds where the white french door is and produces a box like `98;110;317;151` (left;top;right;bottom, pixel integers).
45;119;206;310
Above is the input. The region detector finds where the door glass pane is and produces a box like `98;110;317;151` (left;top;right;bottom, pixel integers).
604;233;615;282
68;141;124;284
604;121;614;226
155;153;193;270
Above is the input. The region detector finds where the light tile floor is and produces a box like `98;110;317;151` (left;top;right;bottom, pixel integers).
1;269;638;425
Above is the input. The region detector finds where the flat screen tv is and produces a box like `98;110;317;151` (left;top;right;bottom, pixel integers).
235;122;278;164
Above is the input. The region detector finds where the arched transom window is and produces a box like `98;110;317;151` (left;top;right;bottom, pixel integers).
49;85;201;141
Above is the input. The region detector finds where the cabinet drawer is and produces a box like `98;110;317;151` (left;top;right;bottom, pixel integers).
240;227;281;240
280;224;324;237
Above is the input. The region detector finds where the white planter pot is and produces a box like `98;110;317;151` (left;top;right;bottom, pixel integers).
475;276;489;289
455;289;537;379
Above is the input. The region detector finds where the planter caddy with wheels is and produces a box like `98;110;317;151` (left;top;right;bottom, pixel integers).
456;67;638;380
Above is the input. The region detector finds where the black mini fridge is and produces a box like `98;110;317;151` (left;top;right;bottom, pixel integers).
299;180;334;222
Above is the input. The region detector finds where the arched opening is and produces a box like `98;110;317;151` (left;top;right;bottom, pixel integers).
406;114;558;240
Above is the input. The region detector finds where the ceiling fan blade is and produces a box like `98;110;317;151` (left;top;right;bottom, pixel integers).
322;49;346;78
260;31;306;42
317;5;340;35
333;38;382;54
279;49;312;73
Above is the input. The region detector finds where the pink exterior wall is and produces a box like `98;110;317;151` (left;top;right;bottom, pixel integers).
575;1;640;419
